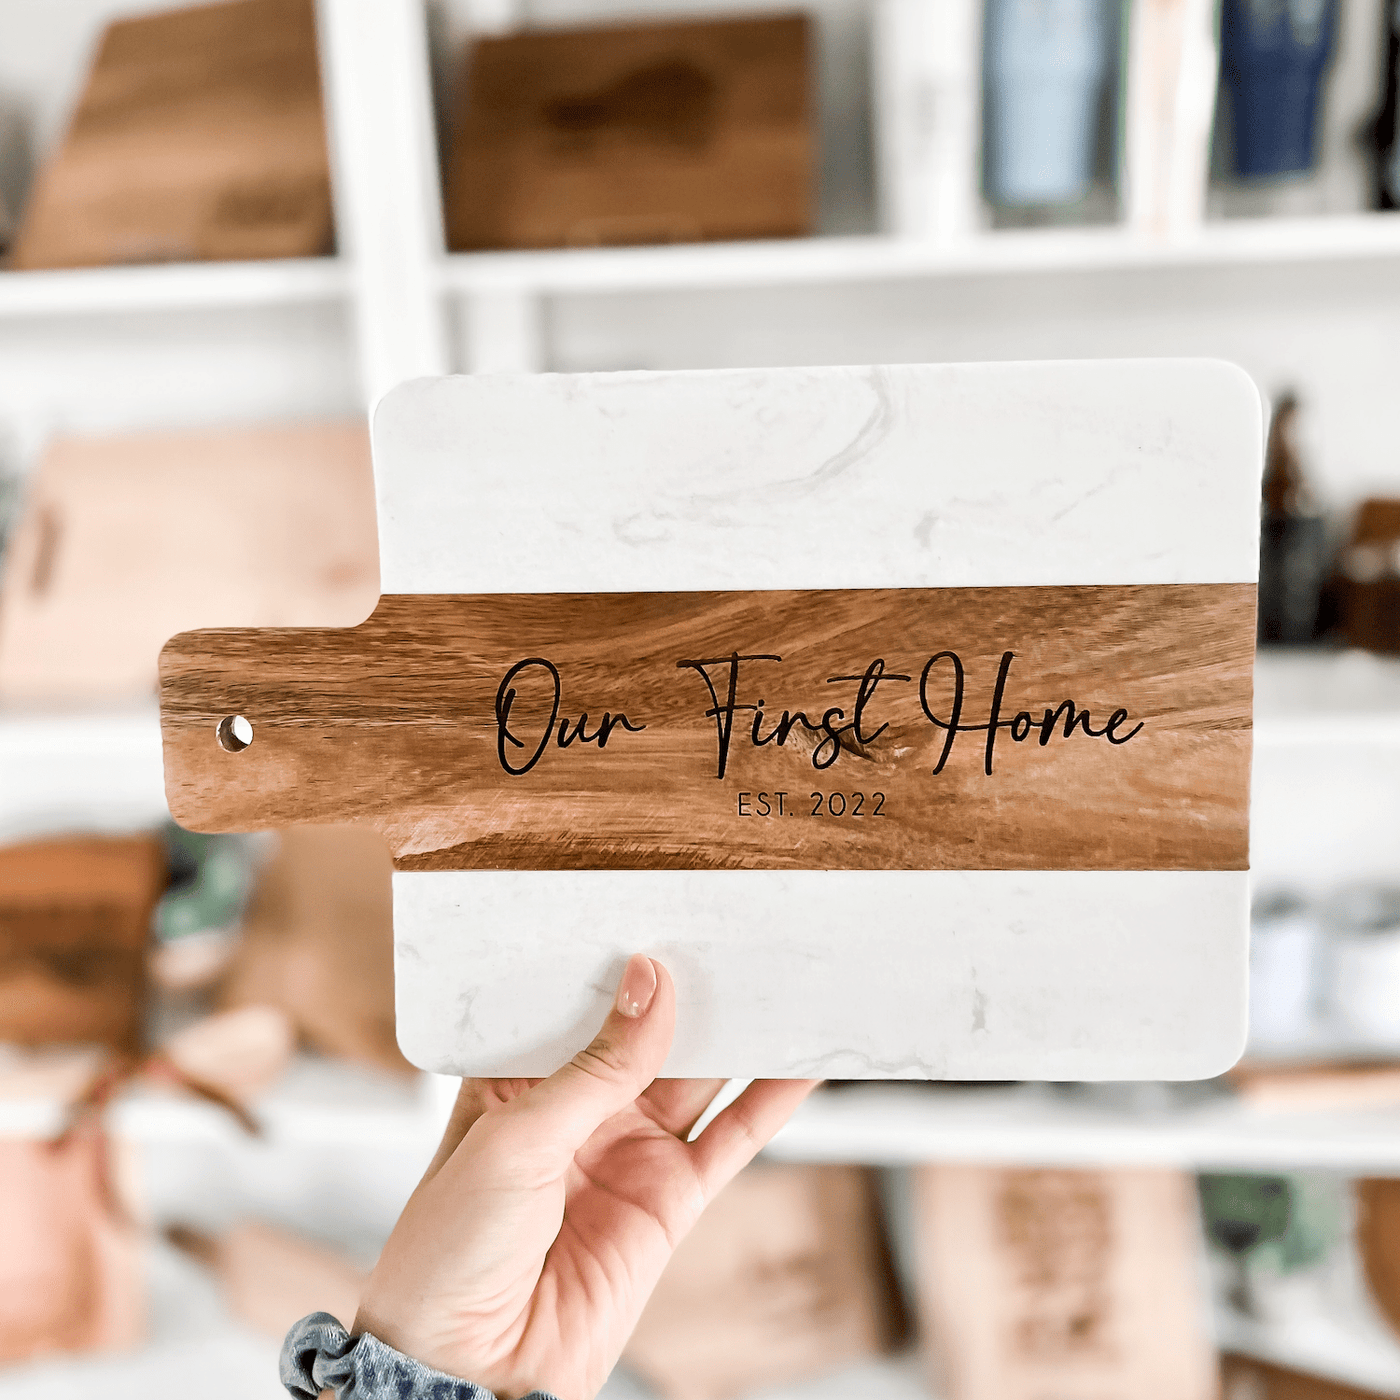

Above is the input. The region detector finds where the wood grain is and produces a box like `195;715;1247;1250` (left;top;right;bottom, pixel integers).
159;585;1254;871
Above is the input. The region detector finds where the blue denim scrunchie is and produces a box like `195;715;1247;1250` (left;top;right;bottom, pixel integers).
280;1312;560;1400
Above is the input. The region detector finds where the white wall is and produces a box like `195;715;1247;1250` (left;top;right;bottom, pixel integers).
0;303;358;448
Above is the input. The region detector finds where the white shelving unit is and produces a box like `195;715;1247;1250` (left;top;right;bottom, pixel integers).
1255;648;1400;747
0;0;1393;1147
0;705;164;845
768;1085;1400;1174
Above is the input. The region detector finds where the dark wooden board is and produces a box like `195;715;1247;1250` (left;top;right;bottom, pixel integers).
443;13;813;251
159;585;1254;871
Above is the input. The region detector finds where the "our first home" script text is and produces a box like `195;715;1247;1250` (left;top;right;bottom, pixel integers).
492;651;1144;780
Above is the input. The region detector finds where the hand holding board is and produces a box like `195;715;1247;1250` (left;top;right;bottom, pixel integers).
160;361;1260;1079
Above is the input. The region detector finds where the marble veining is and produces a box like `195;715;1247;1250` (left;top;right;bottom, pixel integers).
372;360;1262;595
393;869;1249;1080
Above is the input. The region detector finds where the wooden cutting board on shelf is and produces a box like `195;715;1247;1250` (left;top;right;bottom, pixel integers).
443;13;813;251
9;0;332;270
159;361;1261;1079
913;1166;1218;1400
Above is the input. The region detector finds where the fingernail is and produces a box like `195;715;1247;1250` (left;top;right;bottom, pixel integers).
615;954;657;1019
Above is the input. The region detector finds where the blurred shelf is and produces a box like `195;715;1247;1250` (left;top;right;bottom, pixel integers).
110;1056;434;1149
12;1067;1400;1169
0;1053;434;1146
442;213;1400;298
703;1355;934;1400
0;704;166;843
0;257;348;320
765;1083;1400;1172
1220;1305;1400;1397
1254;648;1400;748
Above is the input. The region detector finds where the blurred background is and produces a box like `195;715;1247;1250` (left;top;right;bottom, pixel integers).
1;0;1400;1396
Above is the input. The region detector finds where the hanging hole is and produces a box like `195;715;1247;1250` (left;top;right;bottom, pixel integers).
216;714;254;752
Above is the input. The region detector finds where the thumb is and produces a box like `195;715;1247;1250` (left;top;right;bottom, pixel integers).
518;954;675;1155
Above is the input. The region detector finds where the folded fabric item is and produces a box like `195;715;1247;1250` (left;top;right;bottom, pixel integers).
9;0;333;269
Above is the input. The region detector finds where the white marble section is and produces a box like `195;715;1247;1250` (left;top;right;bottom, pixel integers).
371;359;1262;594
394;870;1249;1081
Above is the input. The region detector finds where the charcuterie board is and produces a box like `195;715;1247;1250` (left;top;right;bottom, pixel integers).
160;360;1261;1079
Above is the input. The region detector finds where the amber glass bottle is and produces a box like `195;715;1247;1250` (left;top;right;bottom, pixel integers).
1257;394;1327;644
1377;1;1399;209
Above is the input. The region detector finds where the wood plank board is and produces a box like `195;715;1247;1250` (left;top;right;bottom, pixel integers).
443;13;813;251
0;422;377;704
913;1166;1218;1400
161;584;1253;872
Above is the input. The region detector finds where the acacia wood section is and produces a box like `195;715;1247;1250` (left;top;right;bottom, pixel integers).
159;586;1254;872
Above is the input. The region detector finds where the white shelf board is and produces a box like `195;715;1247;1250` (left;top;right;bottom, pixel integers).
0;1054;435;1147
1220;1304;1400;1397
765;1083;1400;1172
1254;648;1400;748
11;1068;1400;1171
109;1056;435;1150
0;257;348;320
0;704;167;843
442;213;1400;297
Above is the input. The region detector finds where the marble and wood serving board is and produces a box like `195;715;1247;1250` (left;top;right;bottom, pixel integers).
160;360;1262;1080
